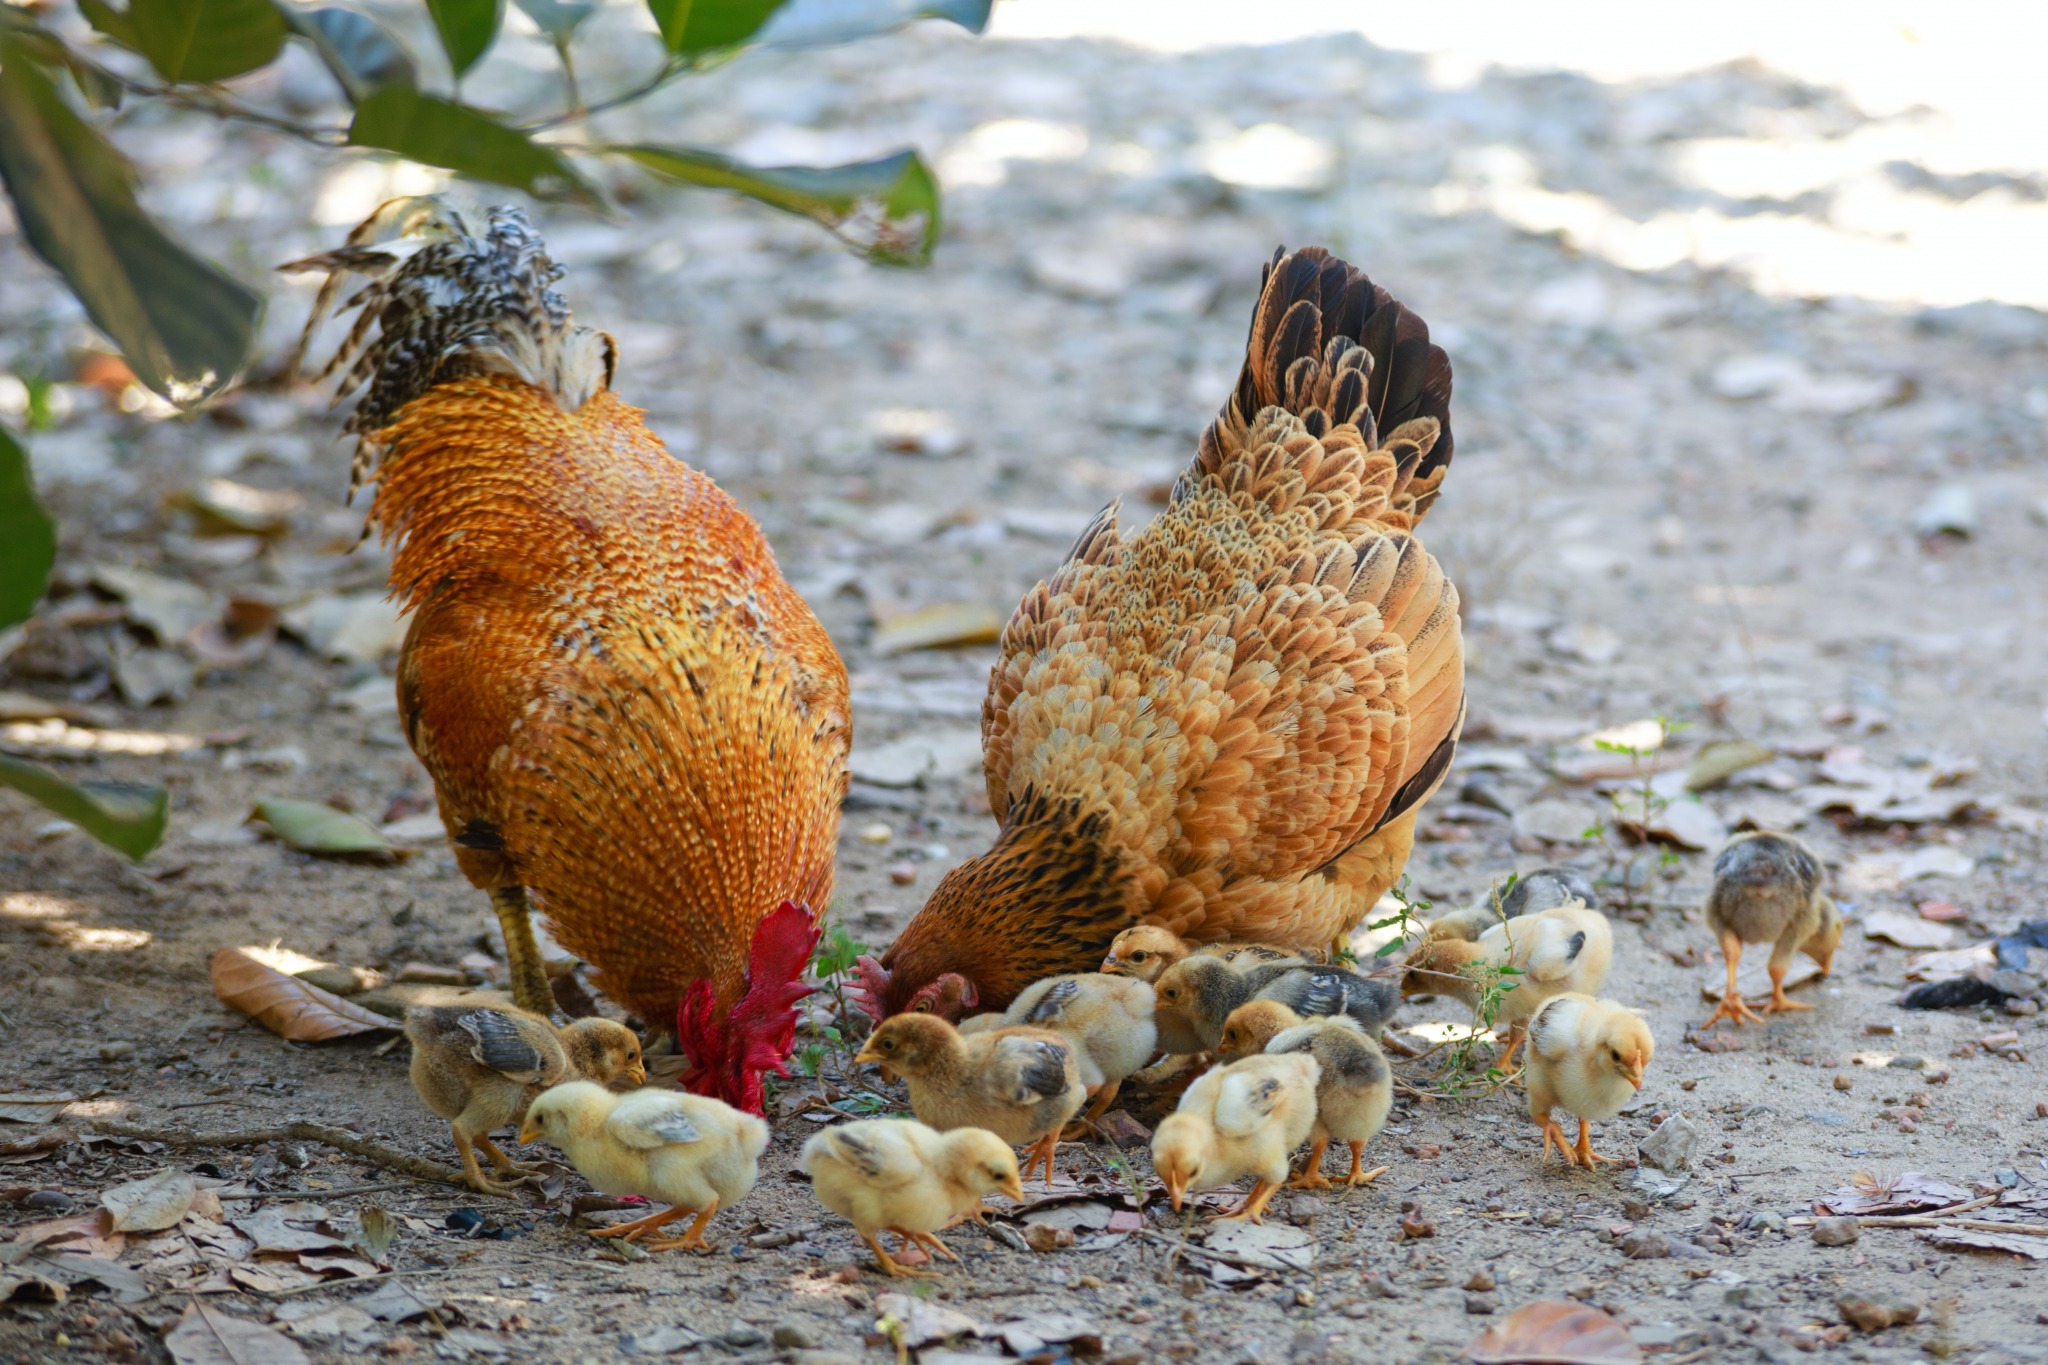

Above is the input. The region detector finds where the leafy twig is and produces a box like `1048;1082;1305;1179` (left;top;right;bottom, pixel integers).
90;1118;461;1186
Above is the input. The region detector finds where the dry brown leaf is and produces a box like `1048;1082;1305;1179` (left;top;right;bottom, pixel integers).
871;602;1003;655
165;1301;312;1365
210;948;396;1041
0;1093;77;1125
100;1170;197;1233
1468;1301;1641;1364
1916;1226;2048;1259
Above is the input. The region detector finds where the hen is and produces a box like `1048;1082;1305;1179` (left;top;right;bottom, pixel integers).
857;246;1463;1018
290;201;848;1114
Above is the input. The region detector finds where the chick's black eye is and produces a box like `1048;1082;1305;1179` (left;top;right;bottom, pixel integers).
881;1040;896;1052
1130;950;1148;961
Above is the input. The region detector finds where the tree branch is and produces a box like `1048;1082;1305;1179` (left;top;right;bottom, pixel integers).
90;1118;462;1186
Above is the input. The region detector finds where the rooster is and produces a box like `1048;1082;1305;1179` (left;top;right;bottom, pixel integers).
288;200;848;1114
855;246;1464;1019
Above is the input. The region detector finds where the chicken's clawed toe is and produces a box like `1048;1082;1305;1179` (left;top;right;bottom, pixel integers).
1701;993;1766;1029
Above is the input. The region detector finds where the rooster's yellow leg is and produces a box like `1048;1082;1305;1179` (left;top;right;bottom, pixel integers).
641;1201;719;1252
489;886;556;1017
1700;934;1765;1028
1288;1137;1334;1190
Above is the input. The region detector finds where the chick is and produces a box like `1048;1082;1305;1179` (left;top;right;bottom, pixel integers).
802;1118;1022;1278
1100;925;1307;984
1215;1000;1391;1189
1151;1052;1320;1222
856;1015;1083;1184
1427;867;1598;942
406;1005;644;1196
1702;831;1842;1027
519;1081;766;1250
1155;958;1398;1054
1401;901;1611;1072
1524;993;1654;1168
1001;973;1157;1135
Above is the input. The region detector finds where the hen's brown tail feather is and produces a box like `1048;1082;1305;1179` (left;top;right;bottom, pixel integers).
1199;245;1455;521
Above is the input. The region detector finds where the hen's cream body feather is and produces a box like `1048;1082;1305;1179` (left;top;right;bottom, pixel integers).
880;248;1464;1014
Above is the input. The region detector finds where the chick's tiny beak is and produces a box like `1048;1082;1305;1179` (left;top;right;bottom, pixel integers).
1100;956;1122;974
626;1064;647;1087
1623;1060;1645;1090
853;1044;883;1067
1001;1177;1025;1202
1165;1171;1187;1211
517;1122;541;1145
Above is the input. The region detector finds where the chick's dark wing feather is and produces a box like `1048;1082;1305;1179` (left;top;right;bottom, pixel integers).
457;1010;552;1084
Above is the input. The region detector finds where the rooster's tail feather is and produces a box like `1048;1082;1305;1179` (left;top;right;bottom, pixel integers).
1198;245;1454;524
281;198;614;503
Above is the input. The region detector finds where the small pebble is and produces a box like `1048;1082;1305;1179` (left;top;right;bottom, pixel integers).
1748;1211;1787;1234
886;861;918;886
23;1190;73;1213
771;1323;818;1350
1464;1270;1495;1292
1838;1295;1920;1333
856;823;893;845
1813;1217;1861;1247
1621;1198;1651;1221
1833;1075;1853;1091
98;1041;136;1062
1621;1232;1671;1259
1366;1277;1399;1300
1464;1292;1499;1315
2008;998;2041;1017
722;1326;768;1349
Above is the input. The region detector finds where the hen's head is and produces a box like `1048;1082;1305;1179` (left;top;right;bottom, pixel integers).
848;953;978;1024
675;901;820;1115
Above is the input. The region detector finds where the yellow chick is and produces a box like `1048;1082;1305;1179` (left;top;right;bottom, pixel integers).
1101;924;1308;983
856;1015;1083;1184
1215;1001;1391;1189
1401;901;1611;1072
1000;973;1157;1134
519;1081;766;1250
1524;993;1654;1169
802;1118;1023;1278
405;1005;644;1196
1156;957;1398;1055
1150;1051;1320;1222
1703;831;1842;1027
1425;867;1597;942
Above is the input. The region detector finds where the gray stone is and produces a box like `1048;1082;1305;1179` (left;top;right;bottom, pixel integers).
772;1322;819;1350
1638;1114;1700;1172
1813;1217;1861;1247
1621;1231;1671;1259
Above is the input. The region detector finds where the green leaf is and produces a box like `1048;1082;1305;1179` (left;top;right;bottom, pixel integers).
616;144;940;264
131;0;288;83
0;754;168;861
512;0;593;40
0;428;55;631
646;0;780;54
78;0;142;51
289;7;417;101
423;0;502;77
756;0;991;48
251;798;396;860
0;40;258;404
348;88;592;201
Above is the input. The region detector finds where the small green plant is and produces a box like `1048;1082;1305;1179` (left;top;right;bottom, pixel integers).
1365;876;1432;961
1388;872;1529;1096
1582;714;1690;916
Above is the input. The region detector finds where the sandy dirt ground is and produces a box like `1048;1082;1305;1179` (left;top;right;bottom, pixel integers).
3;6;2046;1364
